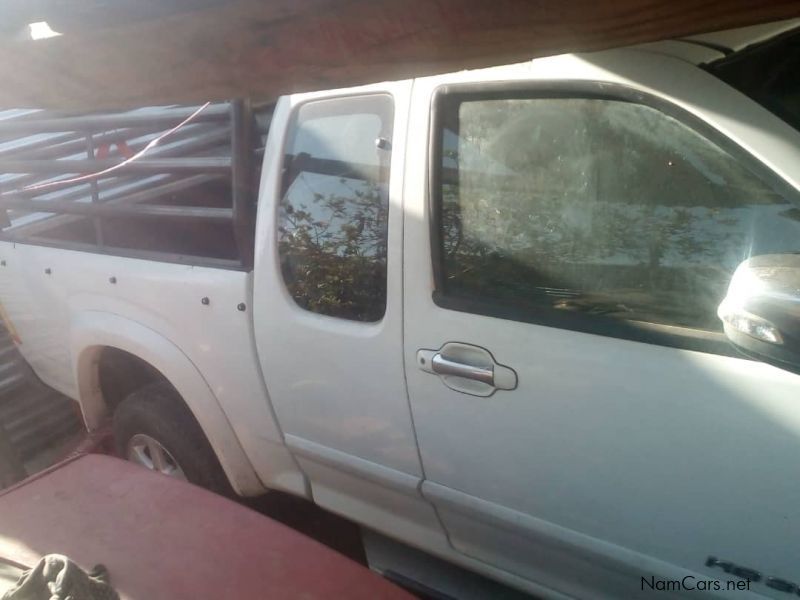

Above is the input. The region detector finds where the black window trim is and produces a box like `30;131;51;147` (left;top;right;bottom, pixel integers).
428;79;800;358
276;91;395;323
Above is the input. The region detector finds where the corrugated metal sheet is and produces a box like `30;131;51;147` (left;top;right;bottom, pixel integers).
0;325;82;464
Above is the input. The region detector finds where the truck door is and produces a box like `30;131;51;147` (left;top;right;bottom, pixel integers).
253;82;450;550
403;71;800;598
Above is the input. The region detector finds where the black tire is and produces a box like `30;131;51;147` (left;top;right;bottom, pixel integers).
113;381;233;496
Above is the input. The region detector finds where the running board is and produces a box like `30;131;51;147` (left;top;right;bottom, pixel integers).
362;529;533;600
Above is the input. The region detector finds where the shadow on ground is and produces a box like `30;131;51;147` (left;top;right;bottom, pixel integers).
241;491;367;565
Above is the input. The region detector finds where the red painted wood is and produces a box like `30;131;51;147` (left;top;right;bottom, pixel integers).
0;0;797;109
0;454;412;600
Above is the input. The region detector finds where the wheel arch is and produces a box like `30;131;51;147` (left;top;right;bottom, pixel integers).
70;310;266;496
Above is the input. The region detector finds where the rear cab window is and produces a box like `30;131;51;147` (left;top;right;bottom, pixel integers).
277;95;394;322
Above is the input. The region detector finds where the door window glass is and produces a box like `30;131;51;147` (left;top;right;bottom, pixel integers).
278;95;393;322
437;96;800;334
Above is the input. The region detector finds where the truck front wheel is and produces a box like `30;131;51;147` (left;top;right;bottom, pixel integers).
112;381;232;496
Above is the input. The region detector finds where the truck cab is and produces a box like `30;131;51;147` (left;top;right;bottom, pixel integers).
1;21;800;598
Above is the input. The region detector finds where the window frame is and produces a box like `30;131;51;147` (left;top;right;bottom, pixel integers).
276;92;395;323
428;80;800;356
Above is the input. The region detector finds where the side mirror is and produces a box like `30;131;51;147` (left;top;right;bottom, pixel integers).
718;254;800;373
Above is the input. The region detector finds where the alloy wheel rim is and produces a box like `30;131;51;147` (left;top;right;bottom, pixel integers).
126;433;187;481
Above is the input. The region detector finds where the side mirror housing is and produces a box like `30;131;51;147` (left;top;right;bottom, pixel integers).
718;254;800;373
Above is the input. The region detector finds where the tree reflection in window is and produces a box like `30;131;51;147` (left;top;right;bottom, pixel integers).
278;95;393;322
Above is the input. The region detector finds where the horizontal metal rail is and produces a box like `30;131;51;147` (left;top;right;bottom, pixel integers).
93;174;225;207
8;174;223;216
4;175;225;231
0;233;247;271
0;131;78;159
0;157;231;175
0;198;233;221
0;105;230;135
0;124;222;161
1;128;231;191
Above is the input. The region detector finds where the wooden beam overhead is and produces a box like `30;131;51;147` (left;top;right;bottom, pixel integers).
0;0;798;110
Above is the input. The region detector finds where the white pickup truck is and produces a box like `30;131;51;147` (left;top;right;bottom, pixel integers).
1;20;800;599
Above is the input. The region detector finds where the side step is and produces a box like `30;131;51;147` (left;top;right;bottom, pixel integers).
362;530;534;600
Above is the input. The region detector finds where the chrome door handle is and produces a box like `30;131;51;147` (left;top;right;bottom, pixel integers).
431;353;494;385
417;342;517;397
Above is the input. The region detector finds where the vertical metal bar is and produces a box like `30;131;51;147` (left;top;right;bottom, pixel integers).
85;133;104;247
231;99;256;269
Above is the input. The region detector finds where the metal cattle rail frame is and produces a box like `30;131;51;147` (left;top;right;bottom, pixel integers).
0;100;265;270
